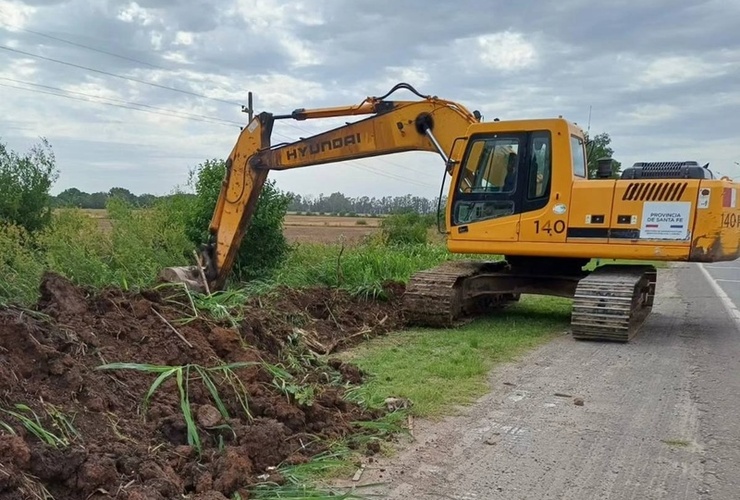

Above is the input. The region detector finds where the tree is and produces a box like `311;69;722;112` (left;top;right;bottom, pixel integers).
0;137;59;232
108;187;138;205
185;158;292;281
55;187;87;208
586;132;622;179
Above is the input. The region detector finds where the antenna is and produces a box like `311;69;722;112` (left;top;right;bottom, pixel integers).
587;105;592;136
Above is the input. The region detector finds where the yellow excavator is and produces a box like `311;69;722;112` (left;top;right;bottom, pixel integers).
160;83;740;342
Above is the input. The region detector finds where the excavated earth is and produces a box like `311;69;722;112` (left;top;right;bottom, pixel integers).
0;273;405;500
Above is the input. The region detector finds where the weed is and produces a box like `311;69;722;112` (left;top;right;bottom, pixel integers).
269;241;471;293
43;401;80;444
249;446;368;499
160;283;250;328
0;404;70;448
0;419;16;435
380;212;434;245
262;362;316;406
96;361;258;455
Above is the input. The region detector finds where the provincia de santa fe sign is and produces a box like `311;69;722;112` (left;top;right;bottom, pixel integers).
640;201;691;240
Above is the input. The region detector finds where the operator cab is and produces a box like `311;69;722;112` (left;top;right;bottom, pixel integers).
450;118;581;227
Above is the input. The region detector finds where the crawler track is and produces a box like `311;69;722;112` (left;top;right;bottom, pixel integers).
404;259;658;342
571;264;657;342
402;260;512;327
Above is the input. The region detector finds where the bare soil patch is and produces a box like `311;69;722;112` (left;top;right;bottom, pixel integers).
0;273;404;499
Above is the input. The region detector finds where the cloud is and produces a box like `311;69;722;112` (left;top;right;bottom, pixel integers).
0;0;739;199
475;32;537;72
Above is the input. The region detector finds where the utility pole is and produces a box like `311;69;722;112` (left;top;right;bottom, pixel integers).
238;91;254;130
241;91;254;121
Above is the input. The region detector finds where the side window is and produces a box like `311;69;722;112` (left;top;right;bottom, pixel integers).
571;135;587;178
528;132;551;199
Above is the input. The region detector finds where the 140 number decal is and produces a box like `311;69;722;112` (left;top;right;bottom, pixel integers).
722;213;738;228
534;220;566;235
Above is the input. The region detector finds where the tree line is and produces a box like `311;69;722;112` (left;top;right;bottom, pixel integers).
51;186;191;209
51;186;447;216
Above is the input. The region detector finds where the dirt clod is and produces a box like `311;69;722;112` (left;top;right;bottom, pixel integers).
197;404;223;428
0;273;405;499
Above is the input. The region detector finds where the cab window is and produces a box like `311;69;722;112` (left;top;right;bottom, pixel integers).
457;137;520;194
528;132;551;199
571;135;587;178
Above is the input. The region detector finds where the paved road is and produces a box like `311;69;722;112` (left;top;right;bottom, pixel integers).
352;262;740;499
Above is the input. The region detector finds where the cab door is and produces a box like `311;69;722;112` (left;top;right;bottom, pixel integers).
449;133;526;242
518;130;567;244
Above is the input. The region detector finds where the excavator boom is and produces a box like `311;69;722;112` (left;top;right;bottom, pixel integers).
159;84;480;291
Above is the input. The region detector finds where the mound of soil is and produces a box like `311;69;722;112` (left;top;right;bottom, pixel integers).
0;273;404;500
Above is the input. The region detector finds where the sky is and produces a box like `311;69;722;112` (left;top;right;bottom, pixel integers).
1;0;739;199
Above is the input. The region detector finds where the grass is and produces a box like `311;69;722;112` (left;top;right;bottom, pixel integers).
0;403;76;448
244;241;477;299
95;361;258;455
341;295;572;418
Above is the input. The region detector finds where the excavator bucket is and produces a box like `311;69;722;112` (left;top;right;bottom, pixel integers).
157;265;210;294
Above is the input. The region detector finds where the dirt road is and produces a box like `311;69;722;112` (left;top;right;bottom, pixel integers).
355;263;740;499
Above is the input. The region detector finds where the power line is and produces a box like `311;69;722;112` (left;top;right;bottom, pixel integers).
0;40;435;186
0;44;242;106
0;82;240;127
2;80;435;187
0;76;243;126
0;27;438;185
0;21;170;72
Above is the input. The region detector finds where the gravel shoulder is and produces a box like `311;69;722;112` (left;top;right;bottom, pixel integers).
349;263;740;499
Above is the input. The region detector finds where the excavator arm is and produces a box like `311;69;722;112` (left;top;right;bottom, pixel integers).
160;84;481;292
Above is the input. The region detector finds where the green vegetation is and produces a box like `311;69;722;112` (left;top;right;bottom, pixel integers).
184;159;292;281
0;137;58;232
343;296;572;417
380;211;435;245
257;239;466;298
96;361;258;456
0;403;78;449
586;132;621;178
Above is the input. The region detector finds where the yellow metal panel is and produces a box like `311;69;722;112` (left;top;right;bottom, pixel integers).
690;180;740;261
565;179;614;243
451;213;520;242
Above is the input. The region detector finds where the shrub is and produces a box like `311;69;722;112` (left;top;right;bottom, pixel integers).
0;223;45;304
38;198;192;290
0;137;59;232
185;159;291;281
380;212;434;245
